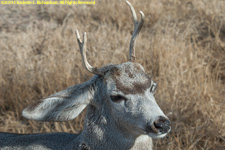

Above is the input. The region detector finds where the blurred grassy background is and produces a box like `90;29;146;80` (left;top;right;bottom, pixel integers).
0;0;224;149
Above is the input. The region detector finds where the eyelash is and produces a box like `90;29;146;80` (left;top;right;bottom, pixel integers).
110;95;127;103
150;84;157;93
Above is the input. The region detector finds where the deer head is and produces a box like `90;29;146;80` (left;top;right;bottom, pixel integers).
22;0;171;141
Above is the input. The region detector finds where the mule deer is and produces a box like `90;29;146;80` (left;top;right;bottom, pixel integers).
0;1;171;150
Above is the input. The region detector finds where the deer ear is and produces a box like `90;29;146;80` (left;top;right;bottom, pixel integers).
22;77;96;121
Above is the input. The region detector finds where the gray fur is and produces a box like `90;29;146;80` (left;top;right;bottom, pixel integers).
0;62;170;150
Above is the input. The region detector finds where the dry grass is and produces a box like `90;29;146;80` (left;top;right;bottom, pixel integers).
0;0;224;149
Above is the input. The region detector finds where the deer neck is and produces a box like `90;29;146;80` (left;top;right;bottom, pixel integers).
77;105;138;150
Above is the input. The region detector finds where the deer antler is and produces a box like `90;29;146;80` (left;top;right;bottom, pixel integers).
126;0;145;62
76;30;103;75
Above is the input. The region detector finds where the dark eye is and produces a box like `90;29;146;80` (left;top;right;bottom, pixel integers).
150;83;157;94
110;95;127;103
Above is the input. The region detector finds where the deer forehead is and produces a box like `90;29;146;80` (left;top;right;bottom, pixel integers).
106;62;152;95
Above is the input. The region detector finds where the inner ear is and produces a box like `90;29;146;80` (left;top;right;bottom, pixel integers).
22;77;96;121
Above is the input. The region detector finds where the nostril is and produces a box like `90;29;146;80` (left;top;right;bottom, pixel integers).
154;120;170;129
153;117;171;134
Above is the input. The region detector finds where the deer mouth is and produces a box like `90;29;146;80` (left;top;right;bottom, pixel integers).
140;127;171;139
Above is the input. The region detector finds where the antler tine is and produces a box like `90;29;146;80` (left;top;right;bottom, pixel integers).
76;30;103;76
126;0;145;62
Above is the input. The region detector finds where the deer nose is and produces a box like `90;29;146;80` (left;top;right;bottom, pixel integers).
148;116;171;134
152;116;171;133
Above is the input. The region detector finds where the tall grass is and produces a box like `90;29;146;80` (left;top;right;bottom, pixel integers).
0;0;224;149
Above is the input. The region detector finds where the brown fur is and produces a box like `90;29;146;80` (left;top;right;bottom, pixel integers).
110;64;152;95
114;76;151;95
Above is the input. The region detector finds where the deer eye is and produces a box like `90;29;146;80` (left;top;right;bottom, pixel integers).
110;95;127;103
150;82;157;94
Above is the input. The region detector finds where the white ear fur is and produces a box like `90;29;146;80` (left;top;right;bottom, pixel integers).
22;77;96;121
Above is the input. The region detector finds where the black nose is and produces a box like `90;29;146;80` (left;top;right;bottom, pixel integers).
152;116;171;134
